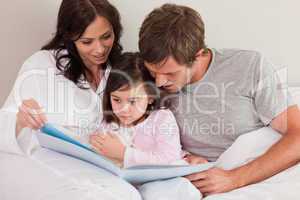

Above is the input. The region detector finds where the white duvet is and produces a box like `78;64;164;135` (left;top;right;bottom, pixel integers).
1;126;300;200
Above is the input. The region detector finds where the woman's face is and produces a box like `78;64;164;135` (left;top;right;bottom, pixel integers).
75;16;115;68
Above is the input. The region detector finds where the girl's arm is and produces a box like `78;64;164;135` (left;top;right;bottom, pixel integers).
123;109;182;168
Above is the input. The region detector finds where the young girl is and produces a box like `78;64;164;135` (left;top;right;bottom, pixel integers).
89;52;202;200
89;52;183;168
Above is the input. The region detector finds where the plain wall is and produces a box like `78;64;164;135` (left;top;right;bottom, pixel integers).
0;0;299;106
0;0;61;106
111;0;300;83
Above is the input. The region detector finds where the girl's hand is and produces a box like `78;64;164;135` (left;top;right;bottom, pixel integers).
183;153;208;165
16;98;47;136
89;133;126;162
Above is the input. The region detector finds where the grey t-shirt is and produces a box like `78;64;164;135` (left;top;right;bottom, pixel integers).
167;48;294;161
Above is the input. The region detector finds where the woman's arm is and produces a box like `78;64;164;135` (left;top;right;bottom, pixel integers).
0;51;50;155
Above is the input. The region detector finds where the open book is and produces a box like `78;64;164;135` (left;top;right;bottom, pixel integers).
36;123;214;184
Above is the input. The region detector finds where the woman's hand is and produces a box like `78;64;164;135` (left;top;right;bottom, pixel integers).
16;98;47;136
89;132;126;162
183;153;208;165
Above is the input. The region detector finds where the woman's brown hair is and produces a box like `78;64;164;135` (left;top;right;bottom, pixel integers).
42;0;123;88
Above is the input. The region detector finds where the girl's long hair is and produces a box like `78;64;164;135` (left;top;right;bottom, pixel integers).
102;52;160;124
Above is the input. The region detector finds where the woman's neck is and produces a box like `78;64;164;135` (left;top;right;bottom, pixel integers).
86;64;104;91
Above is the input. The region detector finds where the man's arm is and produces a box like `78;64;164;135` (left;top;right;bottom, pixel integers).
231;105;300;186
186;105;300;195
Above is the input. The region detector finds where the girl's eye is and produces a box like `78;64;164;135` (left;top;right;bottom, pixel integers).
113;98;121;103
167;72;176;77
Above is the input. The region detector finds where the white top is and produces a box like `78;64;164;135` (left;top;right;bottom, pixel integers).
0;50;111;155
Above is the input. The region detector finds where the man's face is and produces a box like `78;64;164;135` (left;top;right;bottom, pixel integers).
144;56;195;93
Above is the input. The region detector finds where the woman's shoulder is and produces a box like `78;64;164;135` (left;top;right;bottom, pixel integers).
21;50;64;71
24;50;55;65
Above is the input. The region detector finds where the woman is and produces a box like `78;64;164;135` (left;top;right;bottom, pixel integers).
0;0;141;199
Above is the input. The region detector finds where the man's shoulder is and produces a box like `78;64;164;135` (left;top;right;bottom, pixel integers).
212;48;264;73
213;48;262;62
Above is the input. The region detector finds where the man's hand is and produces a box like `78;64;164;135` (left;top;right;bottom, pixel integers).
89;133;126;162
185;167;240;197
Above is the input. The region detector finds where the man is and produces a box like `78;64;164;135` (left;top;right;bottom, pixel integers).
138;3;300;199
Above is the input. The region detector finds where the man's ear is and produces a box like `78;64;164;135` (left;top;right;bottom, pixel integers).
195;48;209;61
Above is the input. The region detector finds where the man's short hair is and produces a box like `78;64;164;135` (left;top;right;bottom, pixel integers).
139;4;206;66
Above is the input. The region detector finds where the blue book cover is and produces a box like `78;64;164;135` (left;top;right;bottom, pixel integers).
40;124;92;151
37;123;214;184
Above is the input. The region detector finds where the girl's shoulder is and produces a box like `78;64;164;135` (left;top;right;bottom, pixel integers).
138;108;179;135
147;108;177;123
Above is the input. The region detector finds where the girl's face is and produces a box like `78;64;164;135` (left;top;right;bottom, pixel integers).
110;83;153;126
75;16;115;68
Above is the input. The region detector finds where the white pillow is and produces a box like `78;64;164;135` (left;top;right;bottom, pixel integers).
215;127;281;170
